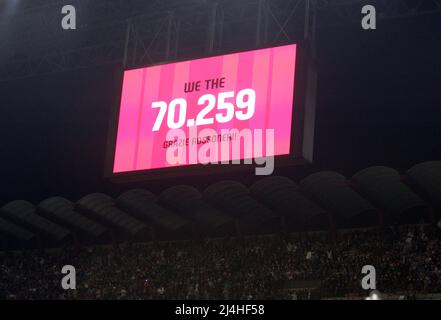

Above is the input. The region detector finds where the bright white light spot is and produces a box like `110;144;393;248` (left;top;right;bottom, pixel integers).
365;291;382;300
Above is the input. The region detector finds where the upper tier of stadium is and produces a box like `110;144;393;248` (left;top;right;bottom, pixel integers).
1;161;440;249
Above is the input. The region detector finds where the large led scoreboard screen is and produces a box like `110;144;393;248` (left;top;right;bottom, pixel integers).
111;44;297;175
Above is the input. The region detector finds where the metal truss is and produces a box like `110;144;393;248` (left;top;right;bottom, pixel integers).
315;0;441;27
0;0;440;81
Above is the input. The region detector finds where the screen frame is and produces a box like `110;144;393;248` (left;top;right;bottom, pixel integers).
104;42;309;182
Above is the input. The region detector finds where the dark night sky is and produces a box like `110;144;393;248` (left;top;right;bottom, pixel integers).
0;13;440;205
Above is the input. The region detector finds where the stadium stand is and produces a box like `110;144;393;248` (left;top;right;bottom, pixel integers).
0;223;440;300
0;162;440;300
0;162;439;248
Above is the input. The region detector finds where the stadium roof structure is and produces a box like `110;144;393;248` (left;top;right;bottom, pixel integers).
351;166;428;224
406;161;441;209
250;176;329;231
159;185;235;237
0;217;37;249
117;189;191;239
204;180;280;234
1;200;73;246
299;171;378;228
0;162;440;249
76;193;150;240
38;197;110;243
2;0;440;81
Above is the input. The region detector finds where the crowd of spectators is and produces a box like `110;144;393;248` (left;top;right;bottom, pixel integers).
1;224;440;300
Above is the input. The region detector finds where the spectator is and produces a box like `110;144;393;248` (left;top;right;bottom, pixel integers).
0;224;439;300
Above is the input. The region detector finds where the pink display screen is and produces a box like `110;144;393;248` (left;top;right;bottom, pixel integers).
113;44;297;173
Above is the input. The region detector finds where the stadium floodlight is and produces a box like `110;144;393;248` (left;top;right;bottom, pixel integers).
365;290;382;300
